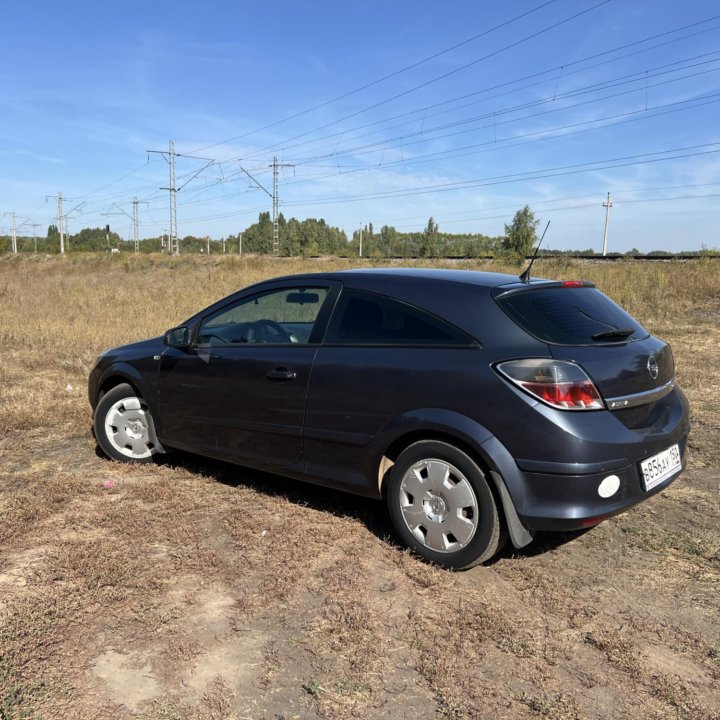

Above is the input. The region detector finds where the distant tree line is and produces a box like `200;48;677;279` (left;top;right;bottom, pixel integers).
1;207;717;257
344;217;501;258
0;212;501;257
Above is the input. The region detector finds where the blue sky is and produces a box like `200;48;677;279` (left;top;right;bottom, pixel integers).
1;0;719;251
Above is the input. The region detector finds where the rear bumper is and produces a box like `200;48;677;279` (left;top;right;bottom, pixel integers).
516;436;687;531
479;386;690;539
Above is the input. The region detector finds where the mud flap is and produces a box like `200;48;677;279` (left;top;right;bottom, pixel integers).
489;470;534;549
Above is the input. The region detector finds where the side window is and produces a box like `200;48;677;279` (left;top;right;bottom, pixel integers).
325;290;474;346
197;287;329;345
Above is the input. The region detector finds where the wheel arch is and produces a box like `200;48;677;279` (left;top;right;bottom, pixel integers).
93;363;159;424
374;410;534;550
98;374;138;400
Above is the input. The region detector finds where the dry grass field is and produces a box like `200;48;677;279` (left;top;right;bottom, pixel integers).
0;253;718;720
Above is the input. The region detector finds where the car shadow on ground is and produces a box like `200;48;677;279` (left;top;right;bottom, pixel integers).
489;528;591;563
161;449;399;545
99;443;593;567
174;450;595;563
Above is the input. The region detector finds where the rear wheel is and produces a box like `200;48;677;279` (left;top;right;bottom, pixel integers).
387;440;505;569
94;383;160;463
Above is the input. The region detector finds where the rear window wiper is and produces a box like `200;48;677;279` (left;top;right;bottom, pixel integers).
591;328;635;340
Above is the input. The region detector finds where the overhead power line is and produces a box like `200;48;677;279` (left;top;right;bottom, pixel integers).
239;1;612;163
66;12;720;222
286;61;720;167
320;51;720;160
276;94;720;190
383;182;720;228
142;85;720;219
187;0;560;154
274;142;720;208
257;24;720;162
166;143;720;225
36;11;720;242
166;54;720;210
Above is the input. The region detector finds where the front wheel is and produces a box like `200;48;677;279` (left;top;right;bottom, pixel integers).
94;383;160;463
387;441;505;569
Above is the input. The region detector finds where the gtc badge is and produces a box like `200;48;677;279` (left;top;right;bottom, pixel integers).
647;356;659;380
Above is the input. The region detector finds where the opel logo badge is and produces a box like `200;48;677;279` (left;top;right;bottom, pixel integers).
647;356;659;380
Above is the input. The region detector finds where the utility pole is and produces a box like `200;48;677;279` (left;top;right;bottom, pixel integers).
602;192;613;256
167;140;177;254
104;197;146;253
45;193;78;254
273;158;280;256
358;224;363;258
239;233;243;256
4;212;17;254
58;193;65;254
58;192;65;255
132;197;140;252
270;156;294;256
28;222;41;253
148;141;214;255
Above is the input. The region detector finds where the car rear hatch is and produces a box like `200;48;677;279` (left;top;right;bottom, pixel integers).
493;281;675;427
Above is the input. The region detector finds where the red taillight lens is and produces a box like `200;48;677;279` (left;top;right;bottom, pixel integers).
496;359;604;410
561;280;584;288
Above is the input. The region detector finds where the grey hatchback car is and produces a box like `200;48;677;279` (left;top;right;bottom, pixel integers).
89;269;690;569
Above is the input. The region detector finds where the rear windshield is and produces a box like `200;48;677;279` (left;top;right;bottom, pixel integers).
496;287;648;345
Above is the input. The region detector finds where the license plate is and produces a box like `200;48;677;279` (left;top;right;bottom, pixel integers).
640;444;681;491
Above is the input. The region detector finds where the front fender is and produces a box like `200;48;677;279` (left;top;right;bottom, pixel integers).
91;362;162;433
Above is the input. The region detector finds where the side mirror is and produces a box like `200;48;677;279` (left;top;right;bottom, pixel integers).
163;326;190;349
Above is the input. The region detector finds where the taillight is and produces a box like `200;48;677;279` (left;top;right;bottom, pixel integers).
495;359;604;410
561;280;584;288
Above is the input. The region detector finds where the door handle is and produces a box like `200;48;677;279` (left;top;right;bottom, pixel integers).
266;367;297;381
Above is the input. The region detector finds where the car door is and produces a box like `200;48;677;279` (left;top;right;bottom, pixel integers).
158;282;337;467
303;288;480;488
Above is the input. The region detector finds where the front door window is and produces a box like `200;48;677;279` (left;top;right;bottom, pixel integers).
197;287;329;345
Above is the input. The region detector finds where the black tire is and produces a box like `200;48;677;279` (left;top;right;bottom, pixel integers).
387;440;505;569
93;383;160;464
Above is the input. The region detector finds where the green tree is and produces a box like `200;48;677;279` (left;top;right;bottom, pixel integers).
420;217;440;257
69;227;121;252
503;206;539;256
242;212;273;253
282;217;301;256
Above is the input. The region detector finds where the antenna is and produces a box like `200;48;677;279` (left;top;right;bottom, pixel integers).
519;220;550;283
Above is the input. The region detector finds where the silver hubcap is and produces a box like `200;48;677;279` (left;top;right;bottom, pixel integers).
399;458;479;553
104;397;157;459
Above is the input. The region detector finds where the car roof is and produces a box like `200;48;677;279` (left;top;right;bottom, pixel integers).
265;267;553;289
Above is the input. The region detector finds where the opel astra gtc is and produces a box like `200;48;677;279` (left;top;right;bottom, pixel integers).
89;269;690;569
